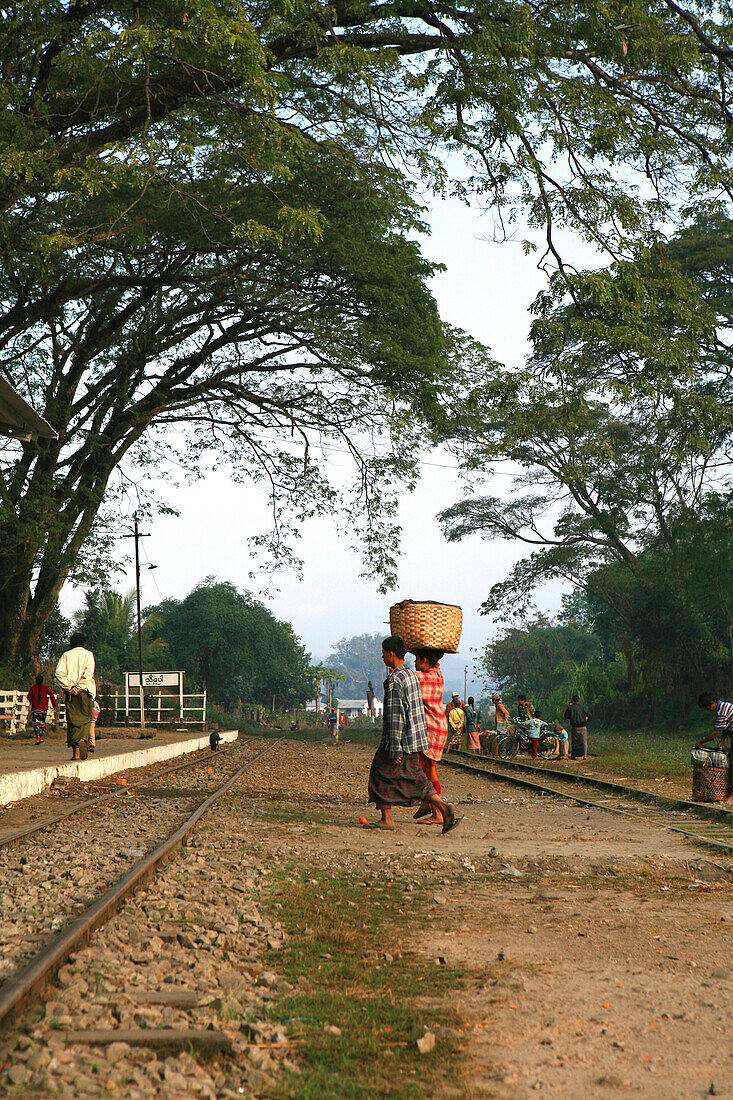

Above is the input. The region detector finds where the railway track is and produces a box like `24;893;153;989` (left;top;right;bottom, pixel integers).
443;749;733;859
0;735;254;848
0;737;282;1026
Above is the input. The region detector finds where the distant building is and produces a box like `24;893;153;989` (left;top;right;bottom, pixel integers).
336;698;383;719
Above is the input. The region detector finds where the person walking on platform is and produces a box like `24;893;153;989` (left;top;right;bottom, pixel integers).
368;636;458;833
27;674;56;745
565;694;591;761
55;632;95;761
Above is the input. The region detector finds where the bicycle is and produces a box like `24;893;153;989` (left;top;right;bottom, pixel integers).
494;717;559;761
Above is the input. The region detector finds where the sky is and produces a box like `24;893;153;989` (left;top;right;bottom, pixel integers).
58;195;597;701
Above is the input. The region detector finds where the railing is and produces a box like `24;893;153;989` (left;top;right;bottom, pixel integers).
110;691;207;727
0;691;29;736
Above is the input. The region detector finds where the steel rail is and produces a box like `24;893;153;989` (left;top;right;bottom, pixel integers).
0;734;253;850
443;752;733;859
449;749;733;825
0;739;283;1027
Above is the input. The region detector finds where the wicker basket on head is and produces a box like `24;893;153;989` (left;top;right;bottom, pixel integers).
389;600;462;654
692;760;730;802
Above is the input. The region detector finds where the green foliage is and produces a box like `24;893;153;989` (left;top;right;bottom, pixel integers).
443;212;733;726
144;579;313;708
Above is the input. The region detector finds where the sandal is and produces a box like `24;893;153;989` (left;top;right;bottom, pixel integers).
441;807;461;834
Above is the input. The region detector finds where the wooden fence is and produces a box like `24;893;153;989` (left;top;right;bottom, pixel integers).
111;691;207;727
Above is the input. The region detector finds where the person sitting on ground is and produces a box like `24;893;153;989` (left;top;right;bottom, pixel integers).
696;692;733;802
564;694;591;761
517;693;535;721
55;632;95;761
445;692;465;751
527;709;543;760
368;636;458;833
464;696;482;753
554;721;569;759
27;674;56;745
413;648;449;825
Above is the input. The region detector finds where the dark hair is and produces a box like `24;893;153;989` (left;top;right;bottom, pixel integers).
382;635;406;660
518;693;526;701
535;710;542;719
35;673;43;685
698;691;716;709
468;696;475;705
571;694;580;703
70;632;86;649
413;648;444;667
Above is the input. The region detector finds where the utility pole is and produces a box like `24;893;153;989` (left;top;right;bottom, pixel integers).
124;516;151;736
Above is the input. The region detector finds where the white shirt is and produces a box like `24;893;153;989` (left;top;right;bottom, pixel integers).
55;646;96;696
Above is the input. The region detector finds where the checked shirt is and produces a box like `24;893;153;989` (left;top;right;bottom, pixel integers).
382;665;429;758
415;664;449;762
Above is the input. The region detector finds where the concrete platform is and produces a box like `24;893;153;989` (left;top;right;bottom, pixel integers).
0;729;238;808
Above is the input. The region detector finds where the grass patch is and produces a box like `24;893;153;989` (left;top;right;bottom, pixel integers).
249;802;332;826
580;728;697;781
262;866;467;1099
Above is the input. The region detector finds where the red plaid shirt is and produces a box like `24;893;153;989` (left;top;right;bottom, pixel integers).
415;664;448;761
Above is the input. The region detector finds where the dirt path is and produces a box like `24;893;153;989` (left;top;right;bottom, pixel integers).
239;740;733;1099
3;737;731;1099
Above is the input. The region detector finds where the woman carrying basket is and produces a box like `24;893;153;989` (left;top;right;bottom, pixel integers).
696;692;733;802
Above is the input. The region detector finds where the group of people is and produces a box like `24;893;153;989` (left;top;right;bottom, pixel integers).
367;637;458;832
490;690;591;761
25;632;99;760
445;693;482;751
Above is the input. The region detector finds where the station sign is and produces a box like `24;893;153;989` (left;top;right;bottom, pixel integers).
126;671;183;690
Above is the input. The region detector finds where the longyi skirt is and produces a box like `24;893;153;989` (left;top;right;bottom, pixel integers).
369;746;435;806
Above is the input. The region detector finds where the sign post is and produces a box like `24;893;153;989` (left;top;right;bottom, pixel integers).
125;672;185;726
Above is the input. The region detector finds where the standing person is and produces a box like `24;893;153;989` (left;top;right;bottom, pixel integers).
517;694;535;721
445;692;465;751
27;674;56;745
527;709;543;760
492;693;510;733
564;694;592;761
368;636;457;833
696;693;733;801
413;648;449;825
464;696;481;753
327;707;338;741
55;632;95;761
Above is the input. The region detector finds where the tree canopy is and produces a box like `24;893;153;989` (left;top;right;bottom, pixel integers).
441;213;733;721
6;0;733;669
144;580;313;708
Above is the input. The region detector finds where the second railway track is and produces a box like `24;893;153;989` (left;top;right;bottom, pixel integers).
444;749;733;860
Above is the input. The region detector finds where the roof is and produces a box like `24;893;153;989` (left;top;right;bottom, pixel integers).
338;698;382;708
0;378;57;442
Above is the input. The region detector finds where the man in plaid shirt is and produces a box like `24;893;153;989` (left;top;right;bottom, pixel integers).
368;636;458;832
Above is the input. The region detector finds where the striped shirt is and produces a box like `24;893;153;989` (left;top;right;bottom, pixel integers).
415;664;448;762
381;666;429;757
714;700;733;734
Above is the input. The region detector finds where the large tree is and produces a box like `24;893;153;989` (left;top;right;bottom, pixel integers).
6;0;733;665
